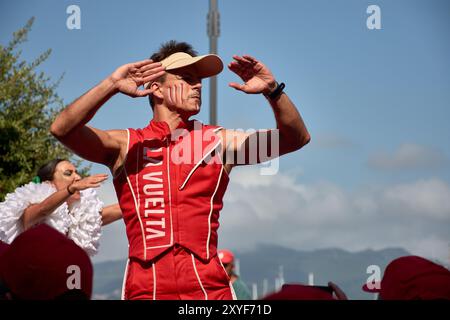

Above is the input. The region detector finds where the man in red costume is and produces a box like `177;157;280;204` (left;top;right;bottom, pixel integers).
51;41;310;300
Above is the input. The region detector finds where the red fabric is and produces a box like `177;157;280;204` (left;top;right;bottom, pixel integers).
123;245;233;300
218;249;235;264
0;240;8;259
362;255;450;300
381;256;450;300
0;224;92;299
263;284;335;300
114;119;229;263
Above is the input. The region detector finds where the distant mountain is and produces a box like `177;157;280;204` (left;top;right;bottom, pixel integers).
235;244;411;299
93;245;412;300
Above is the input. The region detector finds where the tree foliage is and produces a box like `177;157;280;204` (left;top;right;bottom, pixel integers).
0;18;88;200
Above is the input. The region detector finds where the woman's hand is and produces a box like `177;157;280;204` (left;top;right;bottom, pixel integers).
68;174;109;193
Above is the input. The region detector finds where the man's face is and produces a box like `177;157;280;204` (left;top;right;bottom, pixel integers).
160;65;202;116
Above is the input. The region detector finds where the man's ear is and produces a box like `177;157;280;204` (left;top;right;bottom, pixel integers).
151;82;164;99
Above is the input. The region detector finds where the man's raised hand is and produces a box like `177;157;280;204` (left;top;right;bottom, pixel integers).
228;55;277;95
109;59;165;98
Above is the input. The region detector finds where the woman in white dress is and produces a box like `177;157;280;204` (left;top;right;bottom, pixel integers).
0;159;122;256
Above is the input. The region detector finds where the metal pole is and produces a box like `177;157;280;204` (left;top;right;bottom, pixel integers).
207;0;220;125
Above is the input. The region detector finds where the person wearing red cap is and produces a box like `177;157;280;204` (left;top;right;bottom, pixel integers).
262;282;348;300
0;240;9;295
0;159;122;256
0;240;8;258
0;240;11;299
264;284;334;300
218;249;251;299
362;255;450;300
50;40;310;300
0;224;93;300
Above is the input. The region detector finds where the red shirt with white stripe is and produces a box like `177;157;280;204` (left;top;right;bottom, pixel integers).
113;119;229;262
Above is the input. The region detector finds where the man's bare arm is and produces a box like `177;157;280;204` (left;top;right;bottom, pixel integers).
50;60;165;168
267;91;310;154
222;55;310;171
51;78;122;167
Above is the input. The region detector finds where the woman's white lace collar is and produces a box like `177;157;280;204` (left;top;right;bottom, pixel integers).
0;182;103;256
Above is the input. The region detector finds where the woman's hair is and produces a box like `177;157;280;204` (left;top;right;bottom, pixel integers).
36;159;67;182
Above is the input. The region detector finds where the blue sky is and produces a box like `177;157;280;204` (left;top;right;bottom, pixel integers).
1;0;449;266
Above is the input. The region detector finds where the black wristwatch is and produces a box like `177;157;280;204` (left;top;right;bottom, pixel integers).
265;82;286;100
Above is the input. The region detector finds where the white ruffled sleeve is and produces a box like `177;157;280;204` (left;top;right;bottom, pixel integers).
0;182;70;243
67;188;103;256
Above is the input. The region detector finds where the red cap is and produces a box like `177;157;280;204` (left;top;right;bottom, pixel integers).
0;240;9;259
0;224;93;300
263;284;335;300
362;255;450;300
218;249;235;264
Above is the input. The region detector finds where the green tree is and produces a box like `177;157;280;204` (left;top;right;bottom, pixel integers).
0;18;88;200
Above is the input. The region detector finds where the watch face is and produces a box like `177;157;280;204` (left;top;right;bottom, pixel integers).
268;82;285;99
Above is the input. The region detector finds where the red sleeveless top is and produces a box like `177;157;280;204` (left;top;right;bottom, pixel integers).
113;119;229;262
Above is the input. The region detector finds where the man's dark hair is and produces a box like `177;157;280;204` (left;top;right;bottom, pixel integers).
150;40;197;63
148;40;198;108
36;158;66;182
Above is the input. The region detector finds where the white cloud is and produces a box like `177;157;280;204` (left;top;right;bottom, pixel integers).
382;178;450;220
91;168;450;265
368;143;448;170
219;168;450;263
412;236;450;263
